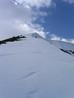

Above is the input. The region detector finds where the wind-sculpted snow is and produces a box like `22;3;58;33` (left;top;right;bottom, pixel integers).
17;71;37;80
0;35;74;98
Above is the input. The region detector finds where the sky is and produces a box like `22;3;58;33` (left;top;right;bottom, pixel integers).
0;0;74;40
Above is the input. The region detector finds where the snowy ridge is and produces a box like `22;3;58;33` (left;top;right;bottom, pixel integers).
0;32;74;56
48;39;74;56
31;33;74;56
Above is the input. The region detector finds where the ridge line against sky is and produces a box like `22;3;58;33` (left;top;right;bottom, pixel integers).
0;0;74;42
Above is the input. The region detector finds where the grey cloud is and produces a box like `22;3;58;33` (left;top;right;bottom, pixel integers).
0;0;33;36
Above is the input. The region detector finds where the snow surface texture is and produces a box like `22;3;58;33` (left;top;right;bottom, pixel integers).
0;34;74;98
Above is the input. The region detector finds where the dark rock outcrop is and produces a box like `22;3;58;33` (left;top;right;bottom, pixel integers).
0;35;26;45
60;48;74;55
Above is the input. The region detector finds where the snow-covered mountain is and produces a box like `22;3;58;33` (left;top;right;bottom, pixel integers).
0;33;74;98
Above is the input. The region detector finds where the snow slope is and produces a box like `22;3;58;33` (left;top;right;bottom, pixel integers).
48;40;74;56
0;34;74;98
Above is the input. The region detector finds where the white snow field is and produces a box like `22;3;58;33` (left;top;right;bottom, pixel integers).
0;34;74;98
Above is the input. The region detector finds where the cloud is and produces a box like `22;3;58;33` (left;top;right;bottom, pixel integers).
50;34;74;44
50;34;61;41
2;0;74;42
16;20;45;37
0;0;54;39
15;0;52;8
63;0;74;4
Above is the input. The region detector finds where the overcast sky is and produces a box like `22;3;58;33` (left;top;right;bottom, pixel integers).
0;0;74;40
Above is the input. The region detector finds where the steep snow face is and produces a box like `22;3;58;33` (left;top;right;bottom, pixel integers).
0;36;74;98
